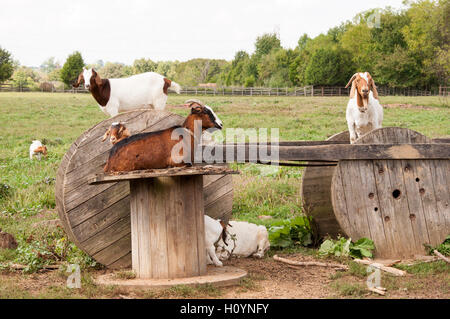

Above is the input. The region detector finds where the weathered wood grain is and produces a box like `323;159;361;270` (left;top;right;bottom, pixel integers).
55;110;234;268
331;127;449;258
301;131;349;238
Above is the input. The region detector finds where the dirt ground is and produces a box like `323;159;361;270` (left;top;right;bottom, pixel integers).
1;252;448;299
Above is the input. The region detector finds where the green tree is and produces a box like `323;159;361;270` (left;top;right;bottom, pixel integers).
304;48;354;85
133;58;157;74
40;57;60;73
11;66;39;88
254;33;281;58
100;62;133;78
0;47;14;83
60;51;84;86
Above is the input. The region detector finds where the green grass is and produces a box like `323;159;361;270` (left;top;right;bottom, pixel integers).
0;92;448;297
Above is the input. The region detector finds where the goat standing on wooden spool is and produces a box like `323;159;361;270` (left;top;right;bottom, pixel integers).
345;72;383;144
103;100;223;172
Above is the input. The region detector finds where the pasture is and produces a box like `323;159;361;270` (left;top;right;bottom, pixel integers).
0;92;449;298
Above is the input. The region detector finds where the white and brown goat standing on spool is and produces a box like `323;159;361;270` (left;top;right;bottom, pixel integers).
345;72;383;144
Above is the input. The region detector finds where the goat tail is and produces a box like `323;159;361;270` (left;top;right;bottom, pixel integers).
169;81;181;94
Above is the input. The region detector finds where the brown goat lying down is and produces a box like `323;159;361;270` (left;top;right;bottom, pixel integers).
102;122;131;145
103;101;223;172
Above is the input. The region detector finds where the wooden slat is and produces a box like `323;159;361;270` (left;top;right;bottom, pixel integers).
203;143;450;162
89;166;238;185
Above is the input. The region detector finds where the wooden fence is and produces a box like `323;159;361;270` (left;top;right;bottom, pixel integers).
0;82;447;97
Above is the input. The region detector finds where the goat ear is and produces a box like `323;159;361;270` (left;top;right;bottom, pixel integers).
118;125;125;135
369;75;379;99
123;128;131;138
73;73;83;88
102;128;110;142
93;70;102;86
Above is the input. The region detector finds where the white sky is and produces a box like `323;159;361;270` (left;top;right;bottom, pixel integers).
0;0;406;67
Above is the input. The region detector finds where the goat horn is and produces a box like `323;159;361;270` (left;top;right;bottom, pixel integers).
345;73;358;88
185;99;205;107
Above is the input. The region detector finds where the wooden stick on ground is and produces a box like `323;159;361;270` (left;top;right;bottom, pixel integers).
273;255;349;271
368;287;386;296
433;250;450;264
6;263;60;271
353;259;406;276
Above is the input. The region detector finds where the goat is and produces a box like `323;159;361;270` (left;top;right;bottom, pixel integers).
103;101;223;172
102;122;131;145
216;221;270;260
204;215;229;267
73;68;181;117
29;140;47;160
345;72;383;144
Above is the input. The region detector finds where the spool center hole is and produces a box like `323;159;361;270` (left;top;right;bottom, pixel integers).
392;189;401;199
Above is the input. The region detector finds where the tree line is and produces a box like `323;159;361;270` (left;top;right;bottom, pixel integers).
0;0;448;90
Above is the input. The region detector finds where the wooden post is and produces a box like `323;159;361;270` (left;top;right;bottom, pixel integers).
129;176;206;279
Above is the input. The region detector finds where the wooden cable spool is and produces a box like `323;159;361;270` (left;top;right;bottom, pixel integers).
331;127;450;258
301;131;349;238
56;110;233;269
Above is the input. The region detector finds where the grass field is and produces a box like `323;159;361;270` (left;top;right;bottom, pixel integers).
0;92;448;298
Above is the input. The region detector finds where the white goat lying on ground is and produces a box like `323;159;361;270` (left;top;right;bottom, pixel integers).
29;140;47;160
345;72;383;144
204;215;227;267
73;68;181;117
216;221;270;260
204;216;270;266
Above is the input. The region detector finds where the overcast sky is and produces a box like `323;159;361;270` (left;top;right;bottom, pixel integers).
0;0;406;67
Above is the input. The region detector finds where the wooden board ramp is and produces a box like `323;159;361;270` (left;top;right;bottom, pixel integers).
55;110;234;269
331;127;450;258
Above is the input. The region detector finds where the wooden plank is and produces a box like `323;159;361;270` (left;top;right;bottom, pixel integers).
385;159;418;257
370;160;403;258
181;176;201;276
93;233;131;268
194;175;207;275
337;161;370;240
89;166;239;185
356;160;391;256
165;177;186;278
67;181;129;227
108;252;132;269
430;160;450;232
129;181;140;276
204;191;233;222
330;165;352;236
415;160;447;246
72;196;130;243
203;143;450;162
401;160;432;252
138;180;152;278
82;216;131;256
149;178;169;279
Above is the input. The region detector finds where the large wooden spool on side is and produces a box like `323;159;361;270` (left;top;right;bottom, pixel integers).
301;131;349;238
56;110;233;269
331;127;450;258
